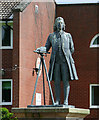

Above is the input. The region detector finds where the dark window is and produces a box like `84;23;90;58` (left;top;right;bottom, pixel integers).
2;25;11;46
93;36;99;45
92;86;99;105
2;81;11;102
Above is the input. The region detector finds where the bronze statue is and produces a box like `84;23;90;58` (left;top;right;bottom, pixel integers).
37;17;78;106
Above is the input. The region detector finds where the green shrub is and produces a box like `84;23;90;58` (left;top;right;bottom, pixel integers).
0;107;18;120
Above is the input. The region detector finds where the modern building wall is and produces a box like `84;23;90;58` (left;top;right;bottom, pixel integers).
56;3;99;119
13;1;55;108
0;22;13;111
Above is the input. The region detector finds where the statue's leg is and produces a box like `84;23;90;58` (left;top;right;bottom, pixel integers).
63;84;70;105
61;62;70;105
54;63;61;105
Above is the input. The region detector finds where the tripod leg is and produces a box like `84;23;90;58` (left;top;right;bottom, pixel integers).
31;60;42;105
42;57;55;105
41;58;46;105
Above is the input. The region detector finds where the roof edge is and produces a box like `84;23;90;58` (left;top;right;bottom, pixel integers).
13;1;31;12
56;3;99;5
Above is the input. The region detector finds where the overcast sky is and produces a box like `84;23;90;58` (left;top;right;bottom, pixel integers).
55;0;99;4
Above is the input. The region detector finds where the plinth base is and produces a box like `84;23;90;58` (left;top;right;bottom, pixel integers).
27;104;75;108
12;106;90;120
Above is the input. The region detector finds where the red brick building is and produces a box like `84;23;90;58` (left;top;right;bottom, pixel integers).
0;0;99;119
0;0;55;109
56;2;99;119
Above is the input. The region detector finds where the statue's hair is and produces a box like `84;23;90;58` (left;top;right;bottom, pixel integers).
53;17;65;32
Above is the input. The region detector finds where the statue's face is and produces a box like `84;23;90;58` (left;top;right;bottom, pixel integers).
56;19;64;31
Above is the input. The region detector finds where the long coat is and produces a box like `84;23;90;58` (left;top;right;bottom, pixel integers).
45;31;78;81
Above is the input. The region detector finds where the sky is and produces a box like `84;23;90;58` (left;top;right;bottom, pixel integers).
55;0;99;4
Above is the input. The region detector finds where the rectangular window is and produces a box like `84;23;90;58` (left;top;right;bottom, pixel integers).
2;25;11;46
0;79;12;105
90;84;99;108
0;21;13;49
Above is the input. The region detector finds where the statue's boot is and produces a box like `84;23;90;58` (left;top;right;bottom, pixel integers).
64;86;70;105
54;101;60;105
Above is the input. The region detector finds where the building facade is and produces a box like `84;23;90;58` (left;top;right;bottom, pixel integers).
56;3;99;119
0;0;55;110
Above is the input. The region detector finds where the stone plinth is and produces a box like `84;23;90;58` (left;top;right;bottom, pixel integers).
12;107;90;119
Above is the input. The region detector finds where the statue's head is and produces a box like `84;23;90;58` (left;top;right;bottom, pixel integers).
54;17;65;32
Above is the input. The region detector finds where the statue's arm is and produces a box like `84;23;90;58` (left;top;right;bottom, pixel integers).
36;34;52;53
69;33;74;54
45;34;52;52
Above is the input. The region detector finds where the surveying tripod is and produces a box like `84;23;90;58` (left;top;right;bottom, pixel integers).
28;50;55;107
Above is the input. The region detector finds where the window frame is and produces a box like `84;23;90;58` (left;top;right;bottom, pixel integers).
0;21;13;49
90;84;99;108
90;33;99;48
0;79;13;105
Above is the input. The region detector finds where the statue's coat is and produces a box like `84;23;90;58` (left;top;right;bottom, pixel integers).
45;31;78;81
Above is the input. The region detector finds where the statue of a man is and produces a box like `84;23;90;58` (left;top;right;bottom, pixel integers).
38;17;78;106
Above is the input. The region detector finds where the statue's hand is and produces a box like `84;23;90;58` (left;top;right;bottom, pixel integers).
36;47;46;53
36;47;40;52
